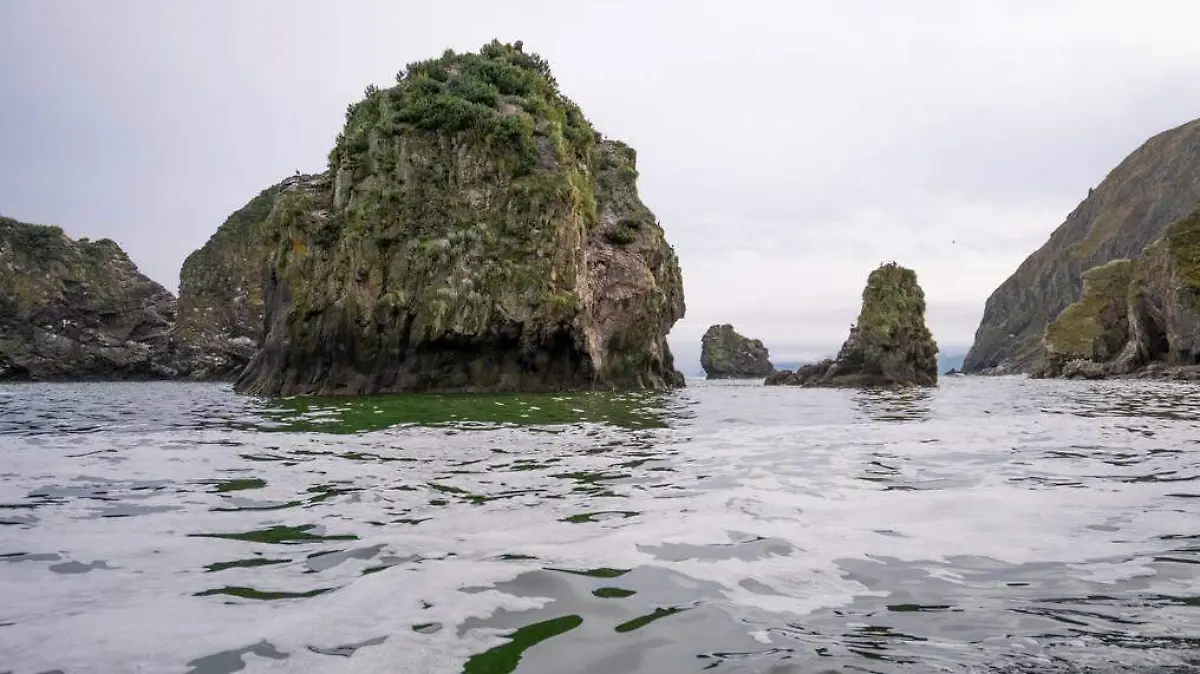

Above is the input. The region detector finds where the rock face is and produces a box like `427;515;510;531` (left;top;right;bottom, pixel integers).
234;41;686;396
766;263;939;387
964;118;1200;374
0;216;177;380
700;324;773;378
1037;208;1200;380
172;175;324;379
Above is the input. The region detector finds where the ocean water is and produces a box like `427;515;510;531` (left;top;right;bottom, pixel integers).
0;377;1198;674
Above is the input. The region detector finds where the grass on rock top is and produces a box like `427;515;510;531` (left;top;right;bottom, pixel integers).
332;40;596;179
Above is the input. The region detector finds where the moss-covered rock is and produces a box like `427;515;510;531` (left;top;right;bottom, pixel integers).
1038;207;1200;379
0;216;177;380
965;117;1200;374
766;263;938;388
171;174;328;379
1040;259;1135;377
700;324;774;379
234;41;685;396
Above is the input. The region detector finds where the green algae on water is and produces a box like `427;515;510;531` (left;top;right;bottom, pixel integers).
462;615;583;674
614;606;688;633
592;587;636;599
194;585;333;601
189;525;358;545
204;557;289;573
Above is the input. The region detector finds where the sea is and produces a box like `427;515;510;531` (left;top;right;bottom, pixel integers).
0;376;1197;674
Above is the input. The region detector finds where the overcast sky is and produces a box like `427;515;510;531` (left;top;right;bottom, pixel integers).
2;1;1199;370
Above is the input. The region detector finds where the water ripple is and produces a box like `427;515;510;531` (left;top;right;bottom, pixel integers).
0;377;1197;673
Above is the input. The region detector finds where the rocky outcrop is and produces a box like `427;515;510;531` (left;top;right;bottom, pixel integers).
766;263;938;387
1037;208;1200;380
234;41;686;396
171;174;326;379
0;216;177;380
964;118;1200;374
700;324;774;379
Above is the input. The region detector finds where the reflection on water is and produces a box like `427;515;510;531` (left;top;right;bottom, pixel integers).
0;377;1199;673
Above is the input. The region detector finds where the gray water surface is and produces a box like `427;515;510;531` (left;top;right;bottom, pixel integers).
0;377;1197;673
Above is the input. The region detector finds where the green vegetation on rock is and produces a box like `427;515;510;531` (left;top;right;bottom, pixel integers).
1038;207;1200;378
1042;259;1134;375
965;117;1200;374
0;215;177;380
235;40;685;396
767;262;938;388
700;324;774;379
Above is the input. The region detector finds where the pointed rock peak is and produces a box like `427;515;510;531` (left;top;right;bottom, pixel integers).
767;262;939;388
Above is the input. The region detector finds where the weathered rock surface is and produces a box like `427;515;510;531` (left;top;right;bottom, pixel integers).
0;216;177;380
235;41;686;396
964;117;1200;374
700;324;774;379
171;174;326;379
766;263;939;387
1037;208;1200;380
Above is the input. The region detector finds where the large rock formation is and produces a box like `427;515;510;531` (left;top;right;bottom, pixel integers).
766;263;939;387
0;216;177;380
234;41;686;396
171;174;324;379
964;118;1200;374
1037;207;1200;380
700;324;774;379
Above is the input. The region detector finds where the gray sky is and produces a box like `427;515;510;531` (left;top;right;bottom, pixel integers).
2;1;1199;370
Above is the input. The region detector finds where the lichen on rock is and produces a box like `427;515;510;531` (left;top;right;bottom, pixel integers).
234;40;686;396
700;324;774;379
0;216;177;380
765;262;939;388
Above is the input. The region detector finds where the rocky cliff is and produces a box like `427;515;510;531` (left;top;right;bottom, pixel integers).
766;263;938;387
700;324;774;379
1038;207;1200;380
0;216;177;380
964;118;1200;374
172;174;325;379
234;41;686;396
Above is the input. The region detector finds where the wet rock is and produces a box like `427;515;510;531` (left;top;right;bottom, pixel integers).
700;324;774;379
235;41;685;396
765;263;938;388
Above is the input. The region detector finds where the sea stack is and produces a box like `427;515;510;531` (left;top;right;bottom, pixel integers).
234;40;686;396
0;216;177;380
766;262;939;387
700;324;774;379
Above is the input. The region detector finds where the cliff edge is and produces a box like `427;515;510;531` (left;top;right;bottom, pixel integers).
964;118;1200;374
